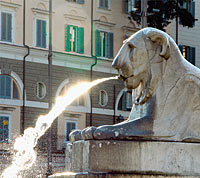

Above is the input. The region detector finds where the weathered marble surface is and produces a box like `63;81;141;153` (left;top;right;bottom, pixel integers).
67;140;200;176
49;140;200;178
49;172;198;178
70;27;200;142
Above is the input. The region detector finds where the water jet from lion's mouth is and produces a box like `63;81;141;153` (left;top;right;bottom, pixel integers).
1;76;118;178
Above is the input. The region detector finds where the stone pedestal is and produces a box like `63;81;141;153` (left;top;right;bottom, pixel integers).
49;140;200;178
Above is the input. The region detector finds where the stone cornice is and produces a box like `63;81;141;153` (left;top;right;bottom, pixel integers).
64;13;87;21
31;8;51;15
0;1;21;9
94;20;116;27
122;26;139;33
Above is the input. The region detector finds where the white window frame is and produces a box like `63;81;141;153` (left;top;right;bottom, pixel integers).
35;81;46;99
34;18;49;48
0;10;15;44
65;118;77;142
0;112;11;143
97;28;113;59
99;90;108;107
98;0;110;10
128;0;138;13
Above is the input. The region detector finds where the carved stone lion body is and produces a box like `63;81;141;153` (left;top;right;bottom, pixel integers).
70;27;200;142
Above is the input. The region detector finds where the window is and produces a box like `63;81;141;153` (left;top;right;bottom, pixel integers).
118;91;132;111
99;90;108;106
96;30;113;58
65;25;84;54
65;120;77;141
0;75;19;99
0;12;13;42
59;84;85;106
35;82;46;99
124;0;140;13
0;115;9;143
66;0;85;4
71;95;85;106
179;45;195;65
99;0;109;9
36;19;47;48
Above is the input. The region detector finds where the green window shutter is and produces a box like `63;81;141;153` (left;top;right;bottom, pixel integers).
123;91;127;111
96;30;101;57
41;20;46;48
1;12;6;41
190;1;195;26
99;0;103;8
103;32;106;57
124;0;129;13
77;0;85;4
1;12;12;42
186;47;190;62
13;81;19;99
73;26;78;52
36;20;41;47
0;76;5;98
77;27;84;54
106;32;114;58
36;20;46;48
0;75;11;99
65;25;72;52
178;45;183;54
7;13;12;42
5;76;11;99
190;47;195;65
105;0;108;8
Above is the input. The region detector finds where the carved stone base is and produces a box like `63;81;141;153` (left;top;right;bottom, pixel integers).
49;140;200;177
49;172;198;178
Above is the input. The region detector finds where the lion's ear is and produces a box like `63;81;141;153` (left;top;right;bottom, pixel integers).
147;30;170;59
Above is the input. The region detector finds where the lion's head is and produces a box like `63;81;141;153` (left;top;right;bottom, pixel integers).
112;28;172;104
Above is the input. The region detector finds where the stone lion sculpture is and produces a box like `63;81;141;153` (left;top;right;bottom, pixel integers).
70;27;200;142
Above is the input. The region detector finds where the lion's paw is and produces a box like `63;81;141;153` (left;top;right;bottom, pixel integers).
69;129;82;142
81;126;96;140
69;127;97;142
93;125;117;140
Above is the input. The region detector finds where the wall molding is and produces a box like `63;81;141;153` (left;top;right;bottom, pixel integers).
0;43;117;74
0;1;21;9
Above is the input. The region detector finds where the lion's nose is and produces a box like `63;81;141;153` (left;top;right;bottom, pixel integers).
112;56;120;69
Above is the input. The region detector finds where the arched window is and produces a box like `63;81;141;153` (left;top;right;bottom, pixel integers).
118;90;132;111
0;75;19;99
59;84;85;106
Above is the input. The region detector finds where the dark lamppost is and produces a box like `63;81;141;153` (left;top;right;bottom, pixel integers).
47;0;53;176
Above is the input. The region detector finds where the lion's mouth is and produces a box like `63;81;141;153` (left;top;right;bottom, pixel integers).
118;74;134;81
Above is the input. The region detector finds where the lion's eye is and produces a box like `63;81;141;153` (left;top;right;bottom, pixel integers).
128;43;135;49
128;44;133;49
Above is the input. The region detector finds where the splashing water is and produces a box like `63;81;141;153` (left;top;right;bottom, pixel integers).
1;76;118;178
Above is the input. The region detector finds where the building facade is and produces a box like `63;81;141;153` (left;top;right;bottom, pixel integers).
0;0;137;175
0;0;199;176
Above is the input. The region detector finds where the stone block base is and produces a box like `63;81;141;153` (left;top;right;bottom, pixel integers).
49;172;198;178
50;140;200;178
